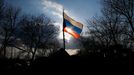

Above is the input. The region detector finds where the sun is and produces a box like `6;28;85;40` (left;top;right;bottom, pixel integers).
58;32;72;42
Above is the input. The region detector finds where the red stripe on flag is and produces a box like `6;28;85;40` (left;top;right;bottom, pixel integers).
64;27;80;38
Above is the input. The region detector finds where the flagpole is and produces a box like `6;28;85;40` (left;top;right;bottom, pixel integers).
63;9;65;50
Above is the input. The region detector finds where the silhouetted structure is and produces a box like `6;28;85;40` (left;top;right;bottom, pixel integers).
50;48;69;58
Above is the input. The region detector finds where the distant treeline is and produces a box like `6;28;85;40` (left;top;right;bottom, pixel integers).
80;0;134;57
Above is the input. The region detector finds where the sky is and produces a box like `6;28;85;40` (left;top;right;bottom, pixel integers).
6;0;101;49
6;0;101;26
56;0;101;23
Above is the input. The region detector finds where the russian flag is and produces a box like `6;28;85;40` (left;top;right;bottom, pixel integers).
63;13;83;38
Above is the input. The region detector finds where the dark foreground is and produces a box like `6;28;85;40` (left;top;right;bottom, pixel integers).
0;55;134;73
0;49;134;73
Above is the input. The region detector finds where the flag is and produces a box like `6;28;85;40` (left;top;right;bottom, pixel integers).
63;13;83;38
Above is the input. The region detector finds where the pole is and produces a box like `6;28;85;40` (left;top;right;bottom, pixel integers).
63;9;65;50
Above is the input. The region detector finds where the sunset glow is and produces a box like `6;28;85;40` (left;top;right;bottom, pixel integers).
58;31;72;42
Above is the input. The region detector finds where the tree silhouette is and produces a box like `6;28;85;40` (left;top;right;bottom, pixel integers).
0;0;5;57
0;0;4;20
85;0;133;58
18;15;58;62
103;0;134;42
0;6;21;57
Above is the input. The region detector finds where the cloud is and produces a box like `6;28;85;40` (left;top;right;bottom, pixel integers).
42;0;62;12
41;0;63;17
41;0;76;22
52;12;62;18
41;0;64;29
41;0;83;40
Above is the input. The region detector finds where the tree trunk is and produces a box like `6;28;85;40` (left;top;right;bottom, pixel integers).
30;47;37;64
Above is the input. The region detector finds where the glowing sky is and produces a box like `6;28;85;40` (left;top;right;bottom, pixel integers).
55;0;101;23
6;0;101;27
6;0;101;49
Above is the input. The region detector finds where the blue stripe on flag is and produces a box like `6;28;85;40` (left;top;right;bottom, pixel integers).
65;19;82;34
